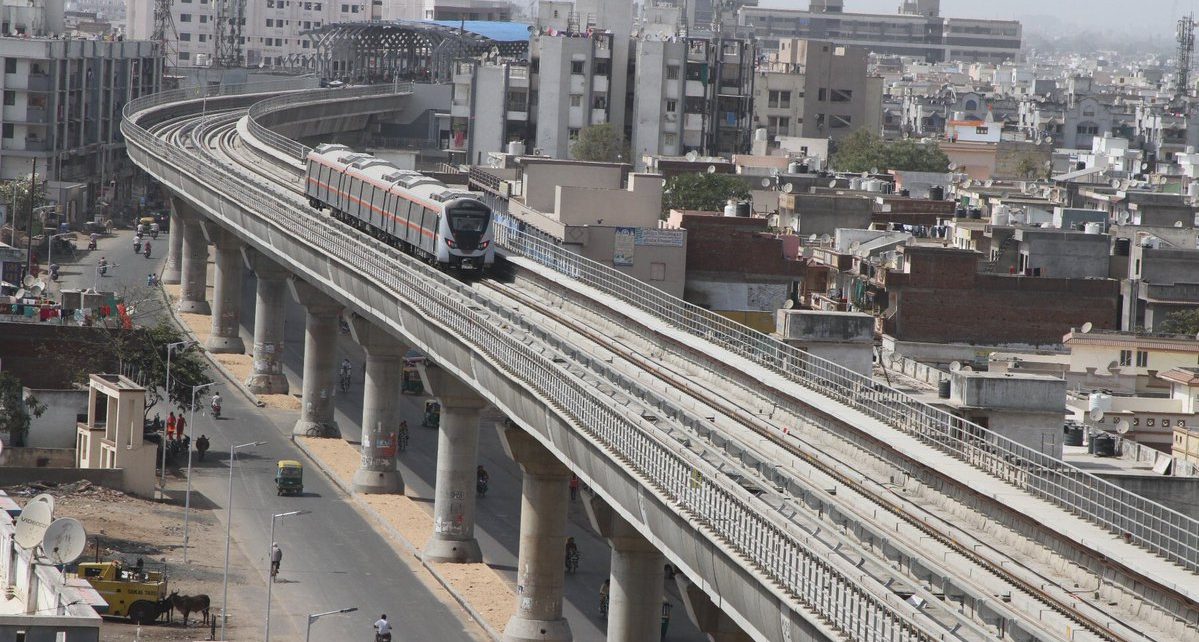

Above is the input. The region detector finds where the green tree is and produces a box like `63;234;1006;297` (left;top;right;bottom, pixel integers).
97;321;212;417
0;373;46;447
0;175;47;235
832;130;951;173
662;173;752;215
570;123;630;163
1156;309;1199;336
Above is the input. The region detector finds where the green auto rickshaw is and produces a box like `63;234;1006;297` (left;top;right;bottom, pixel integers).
275;460;303;496
401;362;423;395
422;400;441;429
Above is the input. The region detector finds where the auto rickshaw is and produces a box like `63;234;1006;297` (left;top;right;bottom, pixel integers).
275;460;303;496
422;400;441;429
401;363;423;395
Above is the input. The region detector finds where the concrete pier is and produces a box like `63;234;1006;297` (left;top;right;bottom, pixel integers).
176;209;210;315
499;425;573;642
204;226;245;354
289;278;342;438
584;496;664;642
242;249;290;395
350;317;406;494
420;364;485;563
162;205;184;285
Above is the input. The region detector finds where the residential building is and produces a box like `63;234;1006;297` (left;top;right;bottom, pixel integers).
1062;329;1199;396
753;39;883;142
75;374;157;497
0;35;162;224
737;1;1021;64
1124;242;1199;332
469;157;686;296
447;60;531;164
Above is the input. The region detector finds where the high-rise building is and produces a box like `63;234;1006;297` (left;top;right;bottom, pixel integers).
738;1;1020;63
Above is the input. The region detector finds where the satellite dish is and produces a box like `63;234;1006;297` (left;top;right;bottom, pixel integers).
1089;408;1105;422
828;179;838;188
41;518;86;565
870;167;879;175
30;493;55;514
22;275;35;288
15;500;52;549
783;299;795;309
959;365;974;372
1175;221;1184;228
1107;360;1120;371
685;150;699;162
861;171;870;178
1141;162;1150;171
819;233;831;244
1115;419;1131;435
782;183;794;193
809;234;818;242
706;165;717;174
1111;179;1121;189
761;177;772;188
771;167;781;177
28;284;43;298
1044;137;1054;145
963;179;974;188
984;179;994;188
948;162;958;171
949;361;962;372
1081;321;1093;333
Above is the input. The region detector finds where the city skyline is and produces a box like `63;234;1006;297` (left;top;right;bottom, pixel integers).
757;0;1192;35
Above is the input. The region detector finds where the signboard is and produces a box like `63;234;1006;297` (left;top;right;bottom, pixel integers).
635;228;685;247
613;227;635;267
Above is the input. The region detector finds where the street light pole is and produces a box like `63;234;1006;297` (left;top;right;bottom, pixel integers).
305;607;358;642
221;440;265;640
160;340;194;497
265;510;309;641
181;381;215;562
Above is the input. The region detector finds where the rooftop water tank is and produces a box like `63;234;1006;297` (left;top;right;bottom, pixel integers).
724;200;738;217
507;141;526;156
1084;222;1104;235
1088;392;1112;414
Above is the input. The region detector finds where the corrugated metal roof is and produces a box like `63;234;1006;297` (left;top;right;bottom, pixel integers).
429;20;531;43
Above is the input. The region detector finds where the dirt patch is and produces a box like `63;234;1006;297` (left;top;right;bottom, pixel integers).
260;393;302;410
297;437;516;632
5;480;262;641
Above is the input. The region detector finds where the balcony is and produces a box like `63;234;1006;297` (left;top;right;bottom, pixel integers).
685;80;705;97
592;75;608;93
24;137;49;151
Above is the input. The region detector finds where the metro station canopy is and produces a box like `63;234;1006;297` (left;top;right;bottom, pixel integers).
307;20;531;84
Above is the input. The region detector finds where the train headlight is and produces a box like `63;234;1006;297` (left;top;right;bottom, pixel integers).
445;238;458;248
479;240;490;250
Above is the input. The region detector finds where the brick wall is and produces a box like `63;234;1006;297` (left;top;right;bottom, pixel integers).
0;322;124;389
682;214;809;278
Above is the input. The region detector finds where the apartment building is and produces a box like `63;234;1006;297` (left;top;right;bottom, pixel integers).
127;0;510;67
737;1;1021;64
0;35;162;222
752;39;883;142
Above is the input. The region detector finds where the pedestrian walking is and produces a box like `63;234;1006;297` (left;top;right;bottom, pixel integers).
166;412;176;440
570;475;580;501
175;412;187;441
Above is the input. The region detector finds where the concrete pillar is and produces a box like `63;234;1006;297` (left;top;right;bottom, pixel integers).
289;278;342;438
242;249;289;395
176;210;210;315
498;424;573;642
584;496;665;642
419;363;486;563
676;576;752;642
162;204;184;285
203;225;245;354
349;316;406;494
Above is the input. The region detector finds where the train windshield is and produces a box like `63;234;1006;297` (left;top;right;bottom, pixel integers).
448;203;490;232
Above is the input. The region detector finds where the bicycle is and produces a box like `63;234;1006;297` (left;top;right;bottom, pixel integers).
397;423;409;452
338;369;351;393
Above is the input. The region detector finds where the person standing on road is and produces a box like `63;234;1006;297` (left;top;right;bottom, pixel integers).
175;411;186;441
166;412;176;440
570;475;579;501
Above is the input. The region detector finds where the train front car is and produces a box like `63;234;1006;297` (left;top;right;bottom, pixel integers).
438;198;495;273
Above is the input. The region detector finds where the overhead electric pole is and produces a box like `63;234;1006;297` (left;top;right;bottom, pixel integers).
152;0;179;69
215;0;247;68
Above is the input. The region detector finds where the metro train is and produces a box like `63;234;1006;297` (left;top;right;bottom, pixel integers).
305;143;495;272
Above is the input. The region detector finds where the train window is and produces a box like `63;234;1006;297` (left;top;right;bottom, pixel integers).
448;204;489;232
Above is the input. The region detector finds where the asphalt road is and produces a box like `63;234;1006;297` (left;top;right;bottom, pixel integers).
55;229;487;641
55;227;704;641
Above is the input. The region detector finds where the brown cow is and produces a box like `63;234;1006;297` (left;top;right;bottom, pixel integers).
169;591;211;625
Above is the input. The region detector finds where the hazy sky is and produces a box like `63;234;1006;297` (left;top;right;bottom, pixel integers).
756;0;1196;35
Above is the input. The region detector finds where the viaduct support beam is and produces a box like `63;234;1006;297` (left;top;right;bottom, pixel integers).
420;364;485;563
349;317;406;494
202;224;245;354
289;278;342;438
176;208;210;315
499;424;573;642
675;576;752;642
242;249;290;395
584;495;665;642
162;202;184;285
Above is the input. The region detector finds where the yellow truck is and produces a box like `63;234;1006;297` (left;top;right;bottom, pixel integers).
75;561;167;624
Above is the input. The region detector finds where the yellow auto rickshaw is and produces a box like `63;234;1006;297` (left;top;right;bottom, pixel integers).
401;362;423;395
422;400;441;429
275;460;303;496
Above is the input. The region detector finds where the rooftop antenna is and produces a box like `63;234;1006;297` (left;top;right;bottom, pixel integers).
1175;13;1196;103
216;0;247;67
151;0;179;69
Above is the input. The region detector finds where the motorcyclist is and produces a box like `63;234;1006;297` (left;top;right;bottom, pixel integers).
599;579;610;615
210;392;222;418
150;222;160;238
373;614;392;642
88;232;98;250
270;543;282;580
340;357;352;378
143;241;151;258
98;256;108;275
195;434;210;461
565;537;580;571
476;465;489;496
133;235;142;253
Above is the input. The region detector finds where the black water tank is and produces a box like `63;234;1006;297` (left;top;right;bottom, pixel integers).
937;379;951;399
930;185;945;200
736;201;751;217
1063;424;1085;447
1092;433;1117;457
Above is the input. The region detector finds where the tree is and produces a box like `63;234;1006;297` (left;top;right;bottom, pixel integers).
0;373;46;447
0;174;48;235
1156;309;1199;336
831;130;951;173
570;123;630;163
662;173;752;215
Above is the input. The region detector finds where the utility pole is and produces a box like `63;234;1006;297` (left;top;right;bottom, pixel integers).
152;0;180;69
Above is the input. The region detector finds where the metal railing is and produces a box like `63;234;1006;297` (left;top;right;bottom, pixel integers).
121;89;943;642
493;218;1199;575
244;83;414;161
